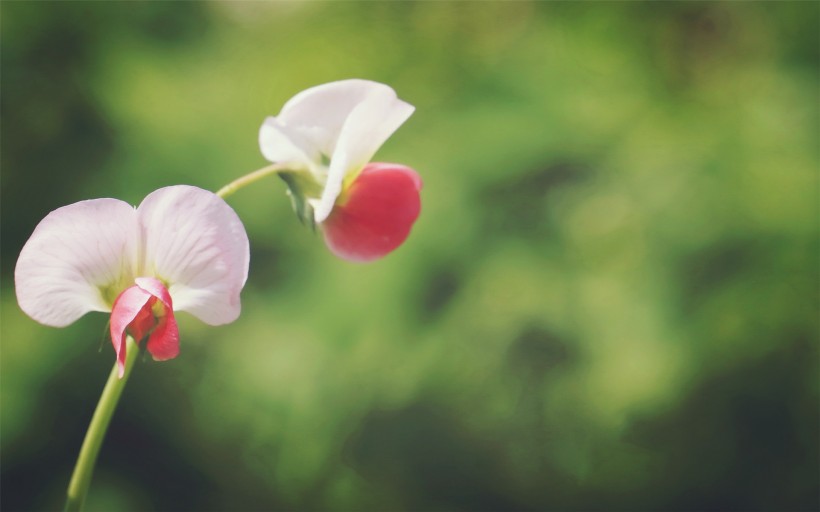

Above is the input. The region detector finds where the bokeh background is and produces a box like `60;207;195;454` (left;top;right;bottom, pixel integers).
1;2;817;511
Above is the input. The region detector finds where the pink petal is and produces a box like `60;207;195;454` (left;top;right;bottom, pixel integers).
110;278;181;376
322;163;422;262
110;285;153;378
135;277;179;362
136;186;250;325
128;297;158;342
15;199;138;327
135;276;173;306
145;311;179;362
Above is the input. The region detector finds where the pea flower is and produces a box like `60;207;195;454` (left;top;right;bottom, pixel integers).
15;185;250;377
259;79;422;262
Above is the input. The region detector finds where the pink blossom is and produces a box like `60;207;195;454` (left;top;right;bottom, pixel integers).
15;185;250;376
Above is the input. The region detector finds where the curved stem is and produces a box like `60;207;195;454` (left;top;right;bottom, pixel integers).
64;337;140;512
216;163;294;199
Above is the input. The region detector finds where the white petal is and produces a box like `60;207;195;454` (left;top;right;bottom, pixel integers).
15;199;138;327
259;116;319;171
137;185;249;325
313;88;414;223
277;79;406;158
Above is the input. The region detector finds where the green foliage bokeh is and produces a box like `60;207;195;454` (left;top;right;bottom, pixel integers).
1;2;817;511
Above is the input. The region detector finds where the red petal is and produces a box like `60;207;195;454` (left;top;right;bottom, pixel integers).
110;278;181;377
128;297;157;342
135;277;180;362
145;311;180;361
322;163;422;262
110;286;153;378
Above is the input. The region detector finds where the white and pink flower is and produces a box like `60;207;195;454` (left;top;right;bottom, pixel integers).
15;185;250;377
259;79;422;262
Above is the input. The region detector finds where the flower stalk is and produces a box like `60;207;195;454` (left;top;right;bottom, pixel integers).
64;336;140;512
216;162;293;199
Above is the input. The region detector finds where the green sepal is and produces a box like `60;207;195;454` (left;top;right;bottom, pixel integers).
279;171;320;232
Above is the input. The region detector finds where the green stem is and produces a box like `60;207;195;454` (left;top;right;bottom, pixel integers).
64;337;140;512
215;163;294;199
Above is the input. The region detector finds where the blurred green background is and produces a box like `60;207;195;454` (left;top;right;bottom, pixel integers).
1;2;817;511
